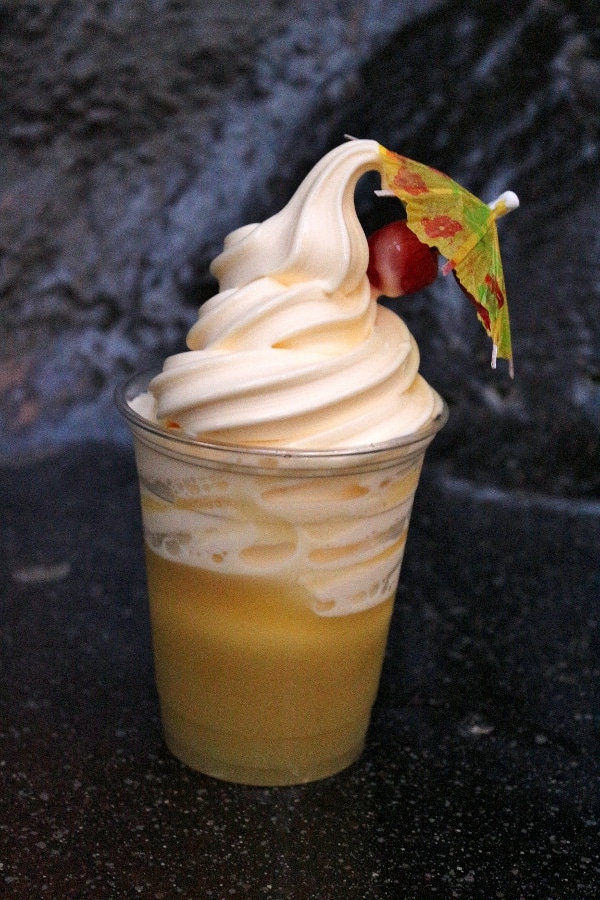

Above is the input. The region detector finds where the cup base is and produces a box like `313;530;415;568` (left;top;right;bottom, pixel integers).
161;706;365;786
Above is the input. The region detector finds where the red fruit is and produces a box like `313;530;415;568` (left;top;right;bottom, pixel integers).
367;220;439;297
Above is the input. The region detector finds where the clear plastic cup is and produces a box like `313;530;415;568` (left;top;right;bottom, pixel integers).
116;371;447;785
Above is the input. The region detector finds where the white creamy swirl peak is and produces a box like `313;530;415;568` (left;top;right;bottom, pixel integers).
147;139;442;448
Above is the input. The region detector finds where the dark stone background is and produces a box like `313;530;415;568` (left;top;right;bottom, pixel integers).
1;0;599;497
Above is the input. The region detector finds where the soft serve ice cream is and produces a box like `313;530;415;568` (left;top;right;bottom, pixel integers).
131;139;443;448
127;139;445;618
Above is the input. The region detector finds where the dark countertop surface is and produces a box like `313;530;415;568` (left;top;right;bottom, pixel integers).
1;442;599;898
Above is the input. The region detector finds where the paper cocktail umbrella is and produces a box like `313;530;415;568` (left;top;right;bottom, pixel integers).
377;144;518;376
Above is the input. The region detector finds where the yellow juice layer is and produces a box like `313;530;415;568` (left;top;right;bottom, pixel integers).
144;545;394;784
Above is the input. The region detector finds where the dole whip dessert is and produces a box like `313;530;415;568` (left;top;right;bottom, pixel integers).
135;139;443;447
119;138;448;785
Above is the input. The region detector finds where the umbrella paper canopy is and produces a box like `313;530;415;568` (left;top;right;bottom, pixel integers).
377;144;518;376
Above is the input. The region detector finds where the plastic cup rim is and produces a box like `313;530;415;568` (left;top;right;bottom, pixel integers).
115;368;449;462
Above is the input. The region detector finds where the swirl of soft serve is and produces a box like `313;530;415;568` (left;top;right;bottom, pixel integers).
145;139;442;448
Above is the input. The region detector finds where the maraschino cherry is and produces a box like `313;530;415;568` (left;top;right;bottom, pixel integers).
367;220;439;297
